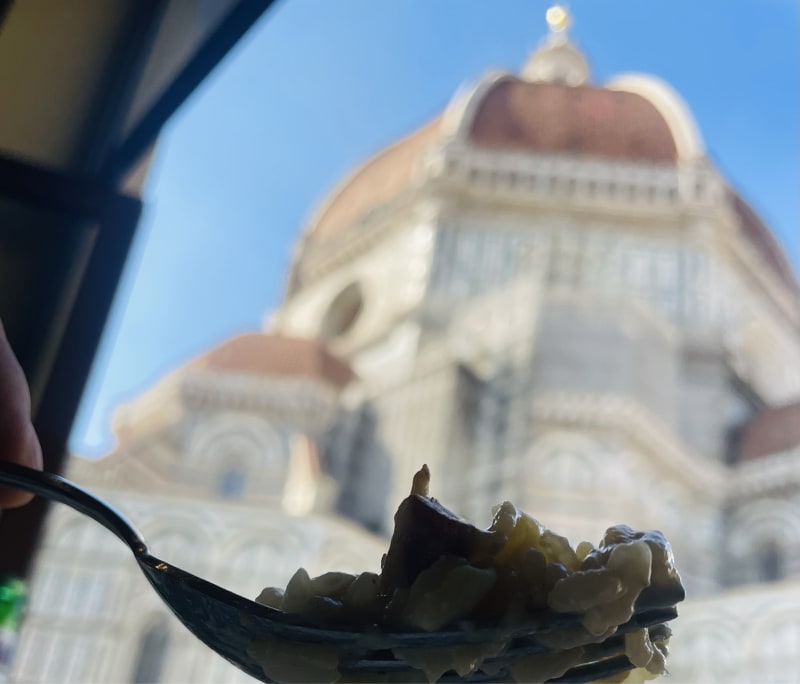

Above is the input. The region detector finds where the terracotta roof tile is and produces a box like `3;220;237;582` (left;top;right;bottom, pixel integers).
728;190;799;293
311;116;443;241
190;333;353;388
469;79;677;162
737;400;800;461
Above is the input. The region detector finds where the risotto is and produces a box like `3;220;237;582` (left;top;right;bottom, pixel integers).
252;465;684;682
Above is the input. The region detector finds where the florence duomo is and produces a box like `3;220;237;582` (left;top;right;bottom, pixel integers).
10;6;800;683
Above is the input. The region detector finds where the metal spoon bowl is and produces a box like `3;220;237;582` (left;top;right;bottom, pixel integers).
0;462;677;682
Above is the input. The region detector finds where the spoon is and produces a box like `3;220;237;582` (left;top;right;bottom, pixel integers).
0;462;677;682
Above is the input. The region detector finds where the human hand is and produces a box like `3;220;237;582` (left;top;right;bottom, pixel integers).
0;319;43;507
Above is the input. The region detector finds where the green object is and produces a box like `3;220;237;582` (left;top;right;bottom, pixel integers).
0;577;26;632
0;575;27;679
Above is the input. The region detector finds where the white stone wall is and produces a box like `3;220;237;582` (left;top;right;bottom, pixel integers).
11;488;385;684
670;580;800;683
274;218;436;355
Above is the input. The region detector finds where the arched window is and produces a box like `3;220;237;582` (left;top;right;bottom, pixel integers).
758;540;783;583
218;464;246;499
131;617;169;683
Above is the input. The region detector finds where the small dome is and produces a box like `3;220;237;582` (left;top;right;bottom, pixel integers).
191;333;354;388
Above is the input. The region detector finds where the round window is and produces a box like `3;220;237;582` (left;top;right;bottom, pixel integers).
321;282;363;340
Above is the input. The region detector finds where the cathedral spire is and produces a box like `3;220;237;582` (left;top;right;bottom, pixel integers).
522;4;590;86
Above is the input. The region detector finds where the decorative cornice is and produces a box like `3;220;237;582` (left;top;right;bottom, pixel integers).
531;391;724;496
533;391;800;501
180;371;339;433
294;142;706;290
732;446;800;499
111;367;343;448
433;142;699;217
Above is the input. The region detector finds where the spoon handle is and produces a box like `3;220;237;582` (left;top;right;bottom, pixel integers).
0;462;148;555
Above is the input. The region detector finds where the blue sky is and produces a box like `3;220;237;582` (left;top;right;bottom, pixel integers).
71;0;799;456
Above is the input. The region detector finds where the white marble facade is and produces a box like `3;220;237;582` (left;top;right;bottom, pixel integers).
11;359;388;684
12;10;800;684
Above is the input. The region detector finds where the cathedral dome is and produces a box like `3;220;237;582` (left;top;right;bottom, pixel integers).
304;5;704;249
306;75;682;244
294;7;796;297
467;78;677;162
309;115;444;242
728;191;799;293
